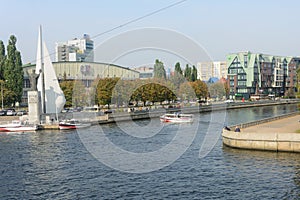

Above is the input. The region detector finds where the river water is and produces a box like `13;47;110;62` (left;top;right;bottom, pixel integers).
0;104;299;199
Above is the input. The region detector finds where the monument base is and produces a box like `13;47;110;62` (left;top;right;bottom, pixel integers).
28;91;41;124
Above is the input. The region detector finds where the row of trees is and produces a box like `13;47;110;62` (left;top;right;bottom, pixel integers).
60;78;209;108
0;36;23;107
59;59;209;108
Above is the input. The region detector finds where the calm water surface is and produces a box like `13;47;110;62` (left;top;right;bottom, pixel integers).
0;104;299;199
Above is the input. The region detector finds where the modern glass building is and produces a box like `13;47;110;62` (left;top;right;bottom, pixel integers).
227;51;299;100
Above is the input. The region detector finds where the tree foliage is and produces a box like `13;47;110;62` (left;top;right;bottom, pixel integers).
174;62;182;75
179;82;196;101
171;62;185;90
131;79;176;105
153;59;166;79
3;35;23;106
96;77;119;107
60;80;87;107
191;65;197;81
208;82;226;99
60;81;74;107
0;41;5;80
190;80;208;100
184;64;192;81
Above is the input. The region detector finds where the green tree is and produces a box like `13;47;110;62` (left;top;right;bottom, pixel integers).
96;78;119;108
171;62;185;90
191;65;197;81
60;80;74;107
174;62;182;75
4;35;23;106
184;64;192;81
190;80;208;100
153;59;166;79
179;82;196;101
0;40;5;80
208;82;226;99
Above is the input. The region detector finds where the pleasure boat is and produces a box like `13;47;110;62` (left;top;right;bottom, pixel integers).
160;113;194;123
59;119;91;130
0;120;38;132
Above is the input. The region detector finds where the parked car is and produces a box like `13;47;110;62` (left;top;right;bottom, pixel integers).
16;110;27;116
224;99;234;103
0;110;7;116
6;109;16;116
104;110;113;114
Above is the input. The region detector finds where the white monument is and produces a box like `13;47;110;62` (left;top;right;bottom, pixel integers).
28;26;66;124
27;69;41;124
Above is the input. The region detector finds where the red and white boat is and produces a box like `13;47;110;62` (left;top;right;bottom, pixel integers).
0;120;38;132
160;113;194;123
59;119;91;130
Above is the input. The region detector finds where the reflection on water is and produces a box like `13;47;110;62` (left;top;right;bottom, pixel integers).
0;104;299;199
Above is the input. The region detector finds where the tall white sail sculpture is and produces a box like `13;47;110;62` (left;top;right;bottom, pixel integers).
36;26;45;112
35;26;66;114
43;42;66;113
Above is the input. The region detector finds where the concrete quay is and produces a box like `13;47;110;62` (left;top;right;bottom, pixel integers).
222;112;300;152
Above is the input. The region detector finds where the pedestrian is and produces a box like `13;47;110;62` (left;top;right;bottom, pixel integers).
224;126;231;131
234;126;241;132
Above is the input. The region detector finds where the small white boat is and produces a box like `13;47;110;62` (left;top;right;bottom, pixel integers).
0;120;38;132
59;119;91;130
160;113;194;123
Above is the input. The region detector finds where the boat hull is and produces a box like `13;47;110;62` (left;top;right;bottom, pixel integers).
160;114;193;123
0;120;38;132
59;121;91;130
0;126;38;132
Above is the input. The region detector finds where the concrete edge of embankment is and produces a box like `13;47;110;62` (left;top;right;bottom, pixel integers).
222;112;300;152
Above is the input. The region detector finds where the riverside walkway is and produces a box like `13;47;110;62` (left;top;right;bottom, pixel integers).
222;113;300;152
242;114;300;133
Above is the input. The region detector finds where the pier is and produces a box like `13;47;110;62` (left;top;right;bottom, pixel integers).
222;112;300;152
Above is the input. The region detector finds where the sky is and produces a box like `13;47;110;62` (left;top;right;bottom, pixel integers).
1;0;300;68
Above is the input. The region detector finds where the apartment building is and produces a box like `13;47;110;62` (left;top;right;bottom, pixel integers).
227;51;299;99
56;34;94;62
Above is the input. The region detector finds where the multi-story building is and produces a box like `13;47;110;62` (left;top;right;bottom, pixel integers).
133;66;154;79
197;61;227;82
56;34;94;62
227;51;299;99
21;61;139;106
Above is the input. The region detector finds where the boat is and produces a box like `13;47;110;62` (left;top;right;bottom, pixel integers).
160;113;194;123
0;120;38;132
59;119;91;130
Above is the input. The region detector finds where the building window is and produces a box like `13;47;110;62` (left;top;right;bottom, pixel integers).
238;81;246;86
23;79;30;88
244;55;248;67
238;88;247;93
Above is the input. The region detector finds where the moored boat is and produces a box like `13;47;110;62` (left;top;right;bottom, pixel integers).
0;120;38;132
59;119;91;130
160;113;193;123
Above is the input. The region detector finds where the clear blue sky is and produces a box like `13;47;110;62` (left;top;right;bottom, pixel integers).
1;0;300;68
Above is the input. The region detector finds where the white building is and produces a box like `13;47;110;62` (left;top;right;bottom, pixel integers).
56;34;94;62
197;61;227;81
133;66;154;79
